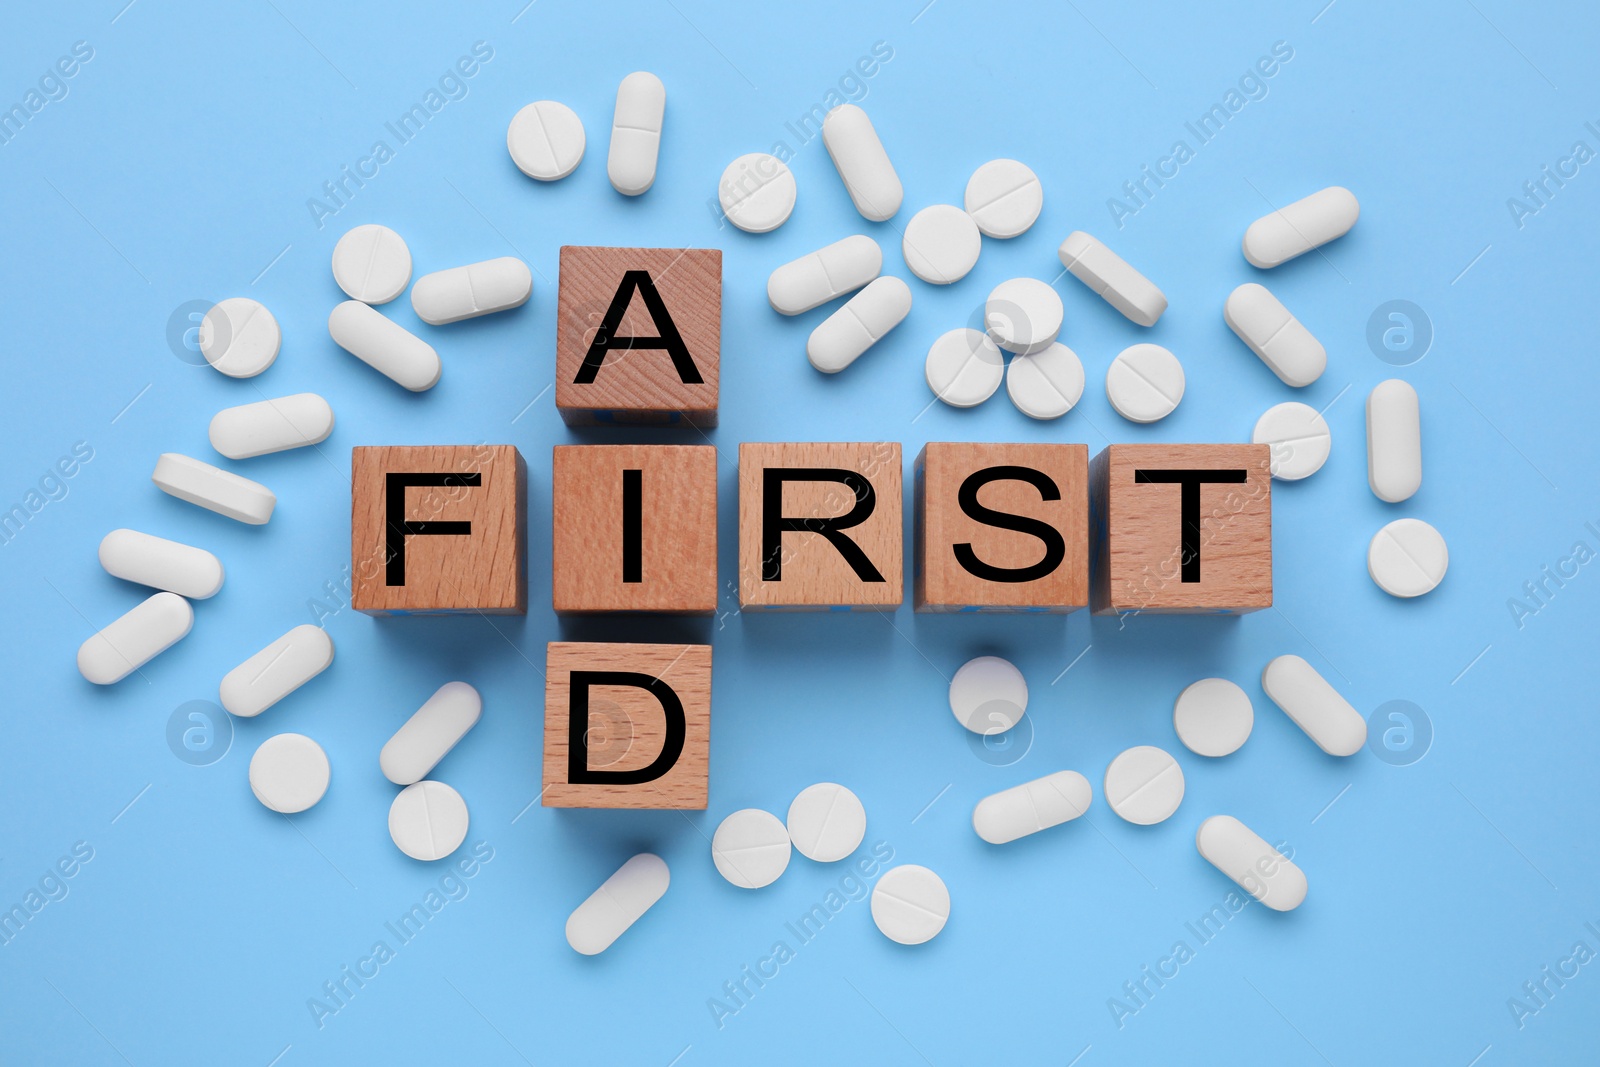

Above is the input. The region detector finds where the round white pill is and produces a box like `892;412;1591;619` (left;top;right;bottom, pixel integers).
786;783;867;862
1106;343;1185;423
1368;518;1449;598
711;808;791;888
949;655;1027;735
985;278;1062;355
331;224;412;305
388;781;470;861
1253;401;1332;480
902;205;981;284
248;733;329;814
925;328;1003;408
1173;678;1254;758
718;152;796;234
199;298;280;378
1104;745;1184;825
1006;342;1084;420
871;865;949;945
964;158;1042;239
507;100;586;181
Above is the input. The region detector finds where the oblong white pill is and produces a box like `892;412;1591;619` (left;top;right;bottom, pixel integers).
806;276;912;374
1107;343;1185;423
787;783;867;862
219;624;335;718
1104;746;1185;825
567;853;670;955
964;158;1042;239
1057;231;1167;327
410;258;533;325
1260;654;1366;756
821;104;902;221
607;71;665;196
1006;342;1084;420
1369;518;1448;598
389;781;469;861
925;328;1004;408
1224;283;1326;388
331;224;412;305
98;529;224;599
985;278;1062;355
1196;816;1306;911
972;770;1091;844
718;153;796;234
328;300;441;392
199;298;280;378
712;808;791;888
902;205;981;284
507;100;585;180
1173;678;1253;758
1367;379;1422;503
380;681;483;786
767;235;882;315
1243;186;1359;268
249;733;329;814
1252;401;1331;481
209;393;334;460
949;655;1027;735
871;865;949;945
151;453;275;525
76;591;193;685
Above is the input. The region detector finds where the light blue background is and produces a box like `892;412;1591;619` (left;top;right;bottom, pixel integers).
2;0;1597;1063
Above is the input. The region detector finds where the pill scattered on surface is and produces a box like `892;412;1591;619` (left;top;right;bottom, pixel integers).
1057;231;1167;327
1173;678;1253;758
902;205;981;284
1104;745;1185;825
381;681;482;786
77;591;193;685
328;300;441;392
1006;341;1084;420
871;864;949;945
718;153;796;234
985;278;1062;355
507;100;585;181
389;781;469;861
151;453;275;525
1366;379;1422;503
964;158;1042;239
566;853;670;955
972;770;1091;844
1252;401;1331;481
925;328;1004;408
98;529;223;600
806;276;912;374
331;224;412;305
767;235;882;315
787;783;867;862
1224;283;1326;388
219;624;334;718
821;104;902;221
1196;815;1306;911
410;257;533;325
210;393;334;460
1369;518;1448;598
607;71;665;196
199;298;280;378
249;733;329;814
1260;654;1366;756
1106;343;1185;423
949;655;1027;735
712;808;791;888
1242;186;1359;268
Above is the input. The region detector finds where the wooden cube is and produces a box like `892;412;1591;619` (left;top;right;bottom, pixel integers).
914;442;1088;613
738;442;901;611
351;445;526;615
1090;443;1272;615
551;445;717;614
542;642;711;809
555;246;721;427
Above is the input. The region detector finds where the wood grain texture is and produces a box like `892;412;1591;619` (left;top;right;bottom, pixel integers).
1090;443;1272;615
351;445;526;615
915;442;1088;613
542;642;711;809
551;445;717;614
555;246;721;427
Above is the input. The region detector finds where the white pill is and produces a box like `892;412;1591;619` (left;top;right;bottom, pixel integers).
219;624;335;718
1057;231;1167;327
1196;815;1306;912
209;393;334;460
388;781;469;861
1243;186;1359;268
380;681;482;786
151;453;275;525
871;865;949;945
328;300;441;392
1252;402;1331;481
1369;518;1448;598
821;104;902;222
985;278;1063;355
949;655;1027;735
1006;342;1084;420
767;235;882;315
76;591;193;685
1107;343;1185;423
718;153;796;234
806;276;912;374
331;224;412;305
249;733;329;814
925;328;1004;408
712;808;791;888
1367;379;1422;503
1224;283;1326;388
1104;746;1185;825
972;770;1091;845
98;529;223;599
507;100;585;180
1260;654;1366;756
410;258;533;325
566;853;670;955
964;158;1042;239
902;205;981;284
787;783;867;862
198;298;280;378
1173;678;1253;758
607;71;665;196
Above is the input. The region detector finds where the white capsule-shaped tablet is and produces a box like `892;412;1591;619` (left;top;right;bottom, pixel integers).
1196;815;1306;911
98;529;224;600
949;655;1027;735
1057;231;1167;327
380;681;482;786
209;393;334;460
712;808;791;888
964;158;1042;239
76;591;193;685
1252;401;1331;481
249;733;330;814
766;235;882;315
1368;518;1448;598
1104;745;1185;825
972;770;1092;844
1243;186;1359;268
1107;343;1185;423
902;205;981;285
507;99;585;181
331;224;412;305
1224;283;1326;388
985;278;1062;355
219;624;334;718
925;328;1004;408
328;300;441;392
787;783;867;862
566;853;670;955
1260;654;1366;756
821;104;902;221
1006;342;1085;421
1173;678;1253;758
871;864;949;945
806;276;912;374
151;453;275;525
1366;379;1422;503
198;298;280;378
718;152;797;234
388;780;469;861
410;258;533;325
607;71;665;196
